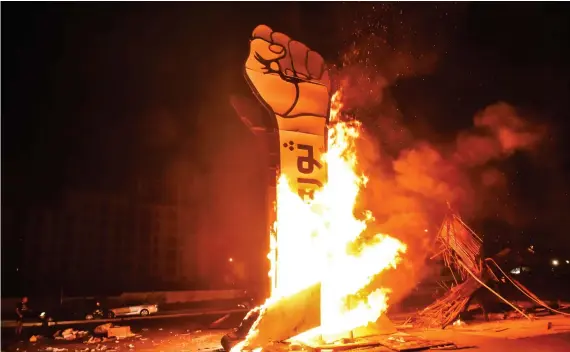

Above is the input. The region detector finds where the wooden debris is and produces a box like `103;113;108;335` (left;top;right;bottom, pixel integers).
245;283;321;350
311;333;456;352
375;334;456;351
414;208;538;329
414;210;485;328
414;277;481;329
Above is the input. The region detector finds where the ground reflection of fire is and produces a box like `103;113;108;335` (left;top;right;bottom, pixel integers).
233;90;407;351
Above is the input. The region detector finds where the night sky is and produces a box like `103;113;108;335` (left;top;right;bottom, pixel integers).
2;3;570;258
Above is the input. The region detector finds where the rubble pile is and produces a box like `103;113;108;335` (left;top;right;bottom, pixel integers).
20;322;228;352
53;328;90;341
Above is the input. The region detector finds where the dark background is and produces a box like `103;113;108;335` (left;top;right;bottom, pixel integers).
2;2;569;296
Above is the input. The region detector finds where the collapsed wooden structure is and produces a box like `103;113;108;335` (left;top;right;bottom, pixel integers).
413;210;490;328
414;207;568;329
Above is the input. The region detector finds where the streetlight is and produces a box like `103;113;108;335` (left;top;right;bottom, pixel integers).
551;259;559;267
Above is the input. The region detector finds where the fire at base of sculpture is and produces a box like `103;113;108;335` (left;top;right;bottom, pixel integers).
245;283;321;350
228;24;409;352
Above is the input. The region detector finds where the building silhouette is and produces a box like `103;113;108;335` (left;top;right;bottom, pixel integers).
11;175;205;296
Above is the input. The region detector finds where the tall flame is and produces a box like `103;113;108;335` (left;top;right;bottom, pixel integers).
235;90;407;351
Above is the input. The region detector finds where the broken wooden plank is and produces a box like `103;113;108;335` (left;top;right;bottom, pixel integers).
246;283;321;349
313;340;382;351
374;334;456;352
308;333;456;352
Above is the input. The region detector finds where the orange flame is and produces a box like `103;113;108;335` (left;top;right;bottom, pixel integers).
235;89;407;350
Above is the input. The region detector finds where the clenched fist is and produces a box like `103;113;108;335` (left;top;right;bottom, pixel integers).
242;25;330;201
245;25;331;121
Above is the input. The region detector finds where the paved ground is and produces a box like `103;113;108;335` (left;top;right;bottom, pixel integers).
3;311;570;352
1;313;244;352
412;314;570;352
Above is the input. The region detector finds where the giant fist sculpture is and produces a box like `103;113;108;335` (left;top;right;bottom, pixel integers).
223;25;331;350
245;24;331;200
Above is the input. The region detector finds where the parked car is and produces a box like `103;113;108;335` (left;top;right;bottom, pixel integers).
107;301;158;318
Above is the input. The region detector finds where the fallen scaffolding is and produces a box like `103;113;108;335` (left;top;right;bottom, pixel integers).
414;208;537;329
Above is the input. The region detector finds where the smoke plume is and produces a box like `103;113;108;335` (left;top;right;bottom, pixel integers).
332;38;547;310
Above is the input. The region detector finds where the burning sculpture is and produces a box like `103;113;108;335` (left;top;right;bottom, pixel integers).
224;23;570;352
226;25;407;352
